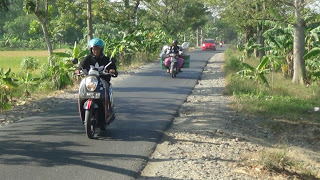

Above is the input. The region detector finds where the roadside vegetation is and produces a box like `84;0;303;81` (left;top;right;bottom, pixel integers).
224;46;320;179
0;0;319;178
0;32;169;112
213;0;320;176
0;0;222;113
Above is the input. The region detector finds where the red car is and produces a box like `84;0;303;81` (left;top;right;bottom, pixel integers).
202;39;216;51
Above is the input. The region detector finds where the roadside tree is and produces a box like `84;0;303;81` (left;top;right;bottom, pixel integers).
24;0;53;56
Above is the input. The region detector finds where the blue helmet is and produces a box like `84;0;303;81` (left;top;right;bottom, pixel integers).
88;38;104;54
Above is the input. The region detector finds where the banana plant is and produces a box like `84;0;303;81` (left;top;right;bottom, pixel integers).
304;24;320;59
105;33;140;59
237;56;270;87
18;72;40;97
19;56;41;97
304;47;320;60
238;38;261;61
53;41;89;63
304;25;320;82
0;68;18;88
306;24;320;52
47;55;74;90
0;68;18;112
304;47;320;81
21;57;40;72
262;23;294;76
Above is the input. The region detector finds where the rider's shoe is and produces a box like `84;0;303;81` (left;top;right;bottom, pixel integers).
178;69;183;72
166;69;170;73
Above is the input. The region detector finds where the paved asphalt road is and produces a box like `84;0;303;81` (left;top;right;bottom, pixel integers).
0;48;221;180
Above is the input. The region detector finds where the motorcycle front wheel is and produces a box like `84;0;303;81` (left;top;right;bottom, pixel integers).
85;109;95;139
170;62;177;78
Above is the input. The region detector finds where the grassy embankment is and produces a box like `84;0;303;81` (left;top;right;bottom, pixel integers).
223;46;320;179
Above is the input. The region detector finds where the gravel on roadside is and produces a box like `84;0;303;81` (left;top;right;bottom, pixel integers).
137;53;303;180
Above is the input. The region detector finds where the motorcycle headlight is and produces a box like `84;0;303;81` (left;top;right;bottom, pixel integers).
85;76;98;91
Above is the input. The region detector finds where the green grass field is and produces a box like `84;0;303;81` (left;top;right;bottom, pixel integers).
0;49;67;72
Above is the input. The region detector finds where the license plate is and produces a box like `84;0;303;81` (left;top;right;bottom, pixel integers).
81;92;101;99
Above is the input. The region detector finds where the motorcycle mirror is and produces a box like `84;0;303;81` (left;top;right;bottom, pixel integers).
72;58;78;64
103;61;113;72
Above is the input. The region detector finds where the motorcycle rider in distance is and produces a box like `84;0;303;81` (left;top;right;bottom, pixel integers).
164;39;185;73
74;38;118;115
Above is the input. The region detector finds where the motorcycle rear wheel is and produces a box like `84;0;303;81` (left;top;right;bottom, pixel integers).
85;109;95;139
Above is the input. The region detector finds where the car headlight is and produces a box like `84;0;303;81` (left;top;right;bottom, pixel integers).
85;76;98;91
202;44;206;47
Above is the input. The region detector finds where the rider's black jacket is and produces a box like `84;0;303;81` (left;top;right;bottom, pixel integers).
167;45;182;54
78;54;118;83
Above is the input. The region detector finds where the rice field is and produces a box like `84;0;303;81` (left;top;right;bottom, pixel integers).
0;49;67;72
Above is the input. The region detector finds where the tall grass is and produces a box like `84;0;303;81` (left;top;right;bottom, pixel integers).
240;148;319;179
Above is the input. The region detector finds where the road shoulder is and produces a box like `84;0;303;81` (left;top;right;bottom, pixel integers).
137;53;277;179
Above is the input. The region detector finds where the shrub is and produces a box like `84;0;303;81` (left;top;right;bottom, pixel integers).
21;57;40;73
42;55;75;90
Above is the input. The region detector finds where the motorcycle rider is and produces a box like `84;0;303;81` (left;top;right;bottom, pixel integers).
74;38;118;82
75;38;118;116
164;39;184;73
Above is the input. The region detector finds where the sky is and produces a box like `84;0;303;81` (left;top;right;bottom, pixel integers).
308;1;320;13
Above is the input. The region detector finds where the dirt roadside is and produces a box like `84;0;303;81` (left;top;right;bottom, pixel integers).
137;53;320;180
